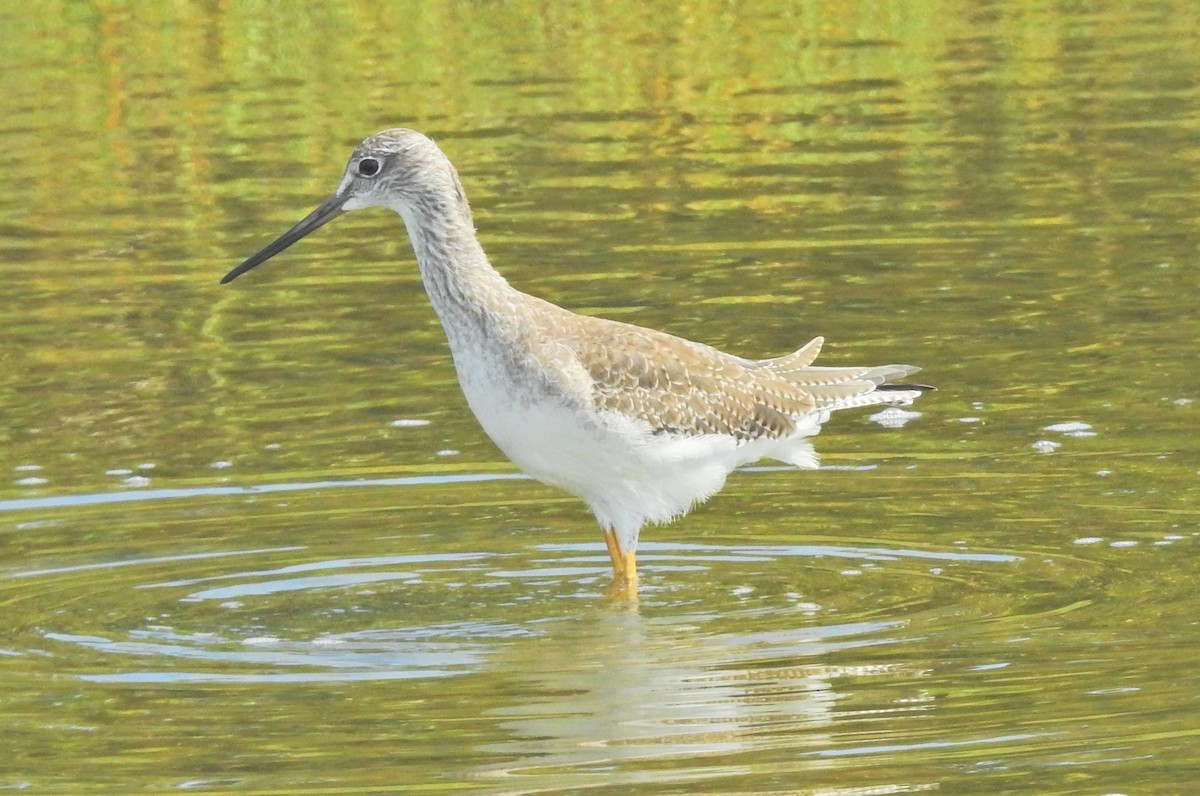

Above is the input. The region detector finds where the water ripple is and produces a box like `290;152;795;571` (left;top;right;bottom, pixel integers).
0;473;530;513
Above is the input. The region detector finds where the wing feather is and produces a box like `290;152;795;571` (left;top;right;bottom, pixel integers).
539;312;922;442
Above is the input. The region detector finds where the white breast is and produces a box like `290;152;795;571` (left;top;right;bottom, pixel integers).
448;335;823;553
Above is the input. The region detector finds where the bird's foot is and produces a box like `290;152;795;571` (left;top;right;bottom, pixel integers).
606;572;638;601
603;528;638;597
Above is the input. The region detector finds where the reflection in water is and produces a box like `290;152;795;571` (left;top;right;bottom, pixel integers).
477;605;931;789
21;531;1017;699
1;487;1179;791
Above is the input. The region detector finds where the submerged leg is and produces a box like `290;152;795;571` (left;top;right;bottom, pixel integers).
603;527;638;587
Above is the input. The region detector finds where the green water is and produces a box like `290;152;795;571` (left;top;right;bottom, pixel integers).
3;1;1199;792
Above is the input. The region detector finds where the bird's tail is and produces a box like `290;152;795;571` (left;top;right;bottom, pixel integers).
757;336;934;411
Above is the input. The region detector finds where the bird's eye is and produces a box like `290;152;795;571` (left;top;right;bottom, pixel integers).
357;157;381;177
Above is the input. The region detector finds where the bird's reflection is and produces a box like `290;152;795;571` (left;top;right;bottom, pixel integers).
474;602;914;787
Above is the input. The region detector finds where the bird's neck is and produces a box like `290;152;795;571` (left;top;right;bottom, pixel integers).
392;186;522;344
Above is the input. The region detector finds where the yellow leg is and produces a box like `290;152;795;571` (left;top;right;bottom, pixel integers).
603;528;638;589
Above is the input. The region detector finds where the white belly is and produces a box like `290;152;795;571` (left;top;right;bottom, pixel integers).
445;331;823;552
452;349;735;543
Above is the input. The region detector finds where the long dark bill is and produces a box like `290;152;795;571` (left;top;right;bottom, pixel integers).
220;193;348;284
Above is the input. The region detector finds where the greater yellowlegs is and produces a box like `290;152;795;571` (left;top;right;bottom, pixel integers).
222;129;931;589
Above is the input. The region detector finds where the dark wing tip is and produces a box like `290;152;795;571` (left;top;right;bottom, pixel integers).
877;382;936;392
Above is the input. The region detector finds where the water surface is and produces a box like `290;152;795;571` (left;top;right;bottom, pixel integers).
2;2;1199;792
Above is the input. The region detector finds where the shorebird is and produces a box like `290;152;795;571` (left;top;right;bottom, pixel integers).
222;129;930;590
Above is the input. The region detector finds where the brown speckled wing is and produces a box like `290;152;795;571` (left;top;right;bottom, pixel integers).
565;321;819;441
